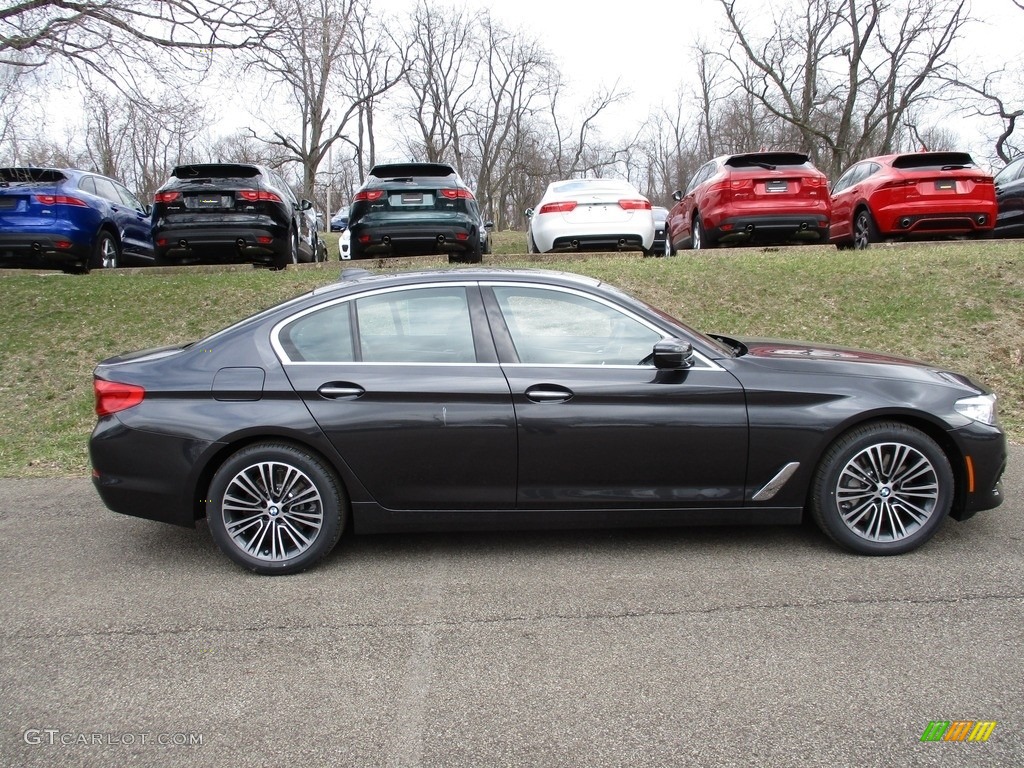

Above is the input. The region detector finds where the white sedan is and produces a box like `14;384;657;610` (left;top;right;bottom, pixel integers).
526;178;656;255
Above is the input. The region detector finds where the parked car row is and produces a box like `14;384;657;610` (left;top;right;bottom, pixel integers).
1;163;327;272
3;151;1023;272
663;150;1009;253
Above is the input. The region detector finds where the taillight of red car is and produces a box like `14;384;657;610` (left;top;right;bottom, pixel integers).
538;201;577;214
94;378;145;417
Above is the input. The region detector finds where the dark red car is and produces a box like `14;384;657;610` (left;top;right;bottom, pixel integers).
829;151;997;249
665;152;831;252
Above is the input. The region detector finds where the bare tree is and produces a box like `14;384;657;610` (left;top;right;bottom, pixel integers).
243;0;407;198
1;1;270;67
715;0;970;177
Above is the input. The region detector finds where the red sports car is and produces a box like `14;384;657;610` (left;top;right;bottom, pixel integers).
829;151;996;249
665;151;831;252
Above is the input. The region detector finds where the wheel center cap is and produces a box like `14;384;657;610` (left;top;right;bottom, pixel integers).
268;505;280;516
879;487;892;498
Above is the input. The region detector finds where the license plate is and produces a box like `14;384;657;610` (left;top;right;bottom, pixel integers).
0;197;16;210
935;180;956;191
197;196;222;208
766;180;788;193
401;192;424;204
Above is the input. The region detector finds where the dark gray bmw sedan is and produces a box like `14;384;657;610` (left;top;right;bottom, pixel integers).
90;268;1006;574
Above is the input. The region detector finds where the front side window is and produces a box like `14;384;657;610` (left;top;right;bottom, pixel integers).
492;286;661;366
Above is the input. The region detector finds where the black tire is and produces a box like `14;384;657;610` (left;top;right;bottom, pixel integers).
272;230;300;270
691;215;708;250
90;231;120;270
853;208;878;250
809;422;954;555
206;442;346;575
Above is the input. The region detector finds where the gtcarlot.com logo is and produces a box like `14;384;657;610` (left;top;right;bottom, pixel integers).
23;729;204;747
920;720;997;742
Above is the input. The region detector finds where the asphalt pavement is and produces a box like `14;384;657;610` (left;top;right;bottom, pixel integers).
1;447;1021;767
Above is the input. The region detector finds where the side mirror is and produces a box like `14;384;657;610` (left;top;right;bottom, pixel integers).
299;198;313;211
484;220;495;230
671;190;683;202
525;208;534;218
652;339;694;370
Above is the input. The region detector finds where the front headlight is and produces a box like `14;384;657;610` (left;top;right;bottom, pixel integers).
954;393;998;425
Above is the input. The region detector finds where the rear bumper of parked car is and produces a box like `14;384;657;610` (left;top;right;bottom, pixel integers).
874;205;996;237
708;214;830;244
0;231;92;268
348;220;477;258
153;224;289;264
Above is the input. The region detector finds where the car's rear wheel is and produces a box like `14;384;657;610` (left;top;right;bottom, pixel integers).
91;231;120;270
206;442;345;575
692;216;707;250
273;230;300;270
853;209;878;250
809;422;953;555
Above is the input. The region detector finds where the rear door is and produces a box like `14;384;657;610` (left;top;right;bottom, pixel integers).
277;283;517;510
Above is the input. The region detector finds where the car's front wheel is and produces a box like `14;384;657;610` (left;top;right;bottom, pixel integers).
809;422;954;555
206;442;346;575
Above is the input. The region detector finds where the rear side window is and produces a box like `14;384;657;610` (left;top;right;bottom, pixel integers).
356;287;475;363
279;303;356;362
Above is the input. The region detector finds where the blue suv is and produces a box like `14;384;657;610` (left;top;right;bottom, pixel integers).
0;167;154;273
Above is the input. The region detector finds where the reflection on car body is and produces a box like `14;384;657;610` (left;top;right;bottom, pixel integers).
90;268;1006;575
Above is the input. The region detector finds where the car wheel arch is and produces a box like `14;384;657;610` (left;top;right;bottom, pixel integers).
803;412;968;516
190;432;357;525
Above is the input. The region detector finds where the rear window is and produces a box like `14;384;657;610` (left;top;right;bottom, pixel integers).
725;153;811;169
0;168;67;184
549;180;638;196
891;152;975;170
369;163;456;179
172;164;261;179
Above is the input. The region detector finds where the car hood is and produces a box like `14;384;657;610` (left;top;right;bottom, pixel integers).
719;335;986;393
738;337;928;366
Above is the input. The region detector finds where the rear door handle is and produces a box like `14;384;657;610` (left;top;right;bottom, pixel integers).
317;383;365;399
525;385;574;403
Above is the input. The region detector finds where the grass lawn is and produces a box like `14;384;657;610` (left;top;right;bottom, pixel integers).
1;237;1021;477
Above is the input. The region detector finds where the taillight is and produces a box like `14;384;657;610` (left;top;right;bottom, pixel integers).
539;201;577;214
154;191;181;204
238;190;283;203
618;199;652;210
353;190;385;202
94;378;145;417
33;194;88;207
441;188;474;200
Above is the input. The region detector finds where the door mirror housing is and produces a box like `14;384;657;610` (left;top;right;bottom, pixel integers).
652;339;694;370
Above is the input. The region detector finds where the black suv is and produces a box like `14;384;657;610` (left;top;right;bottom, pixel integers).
347;163;490;263
151;163;322;269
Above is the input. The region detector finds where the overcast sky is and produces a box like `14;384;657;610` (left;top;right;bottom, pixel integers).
446;0;1022;162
